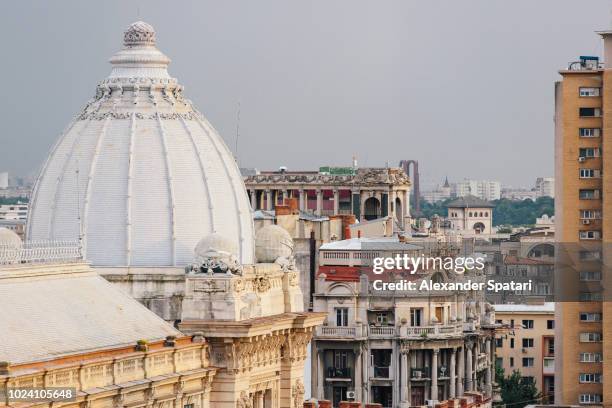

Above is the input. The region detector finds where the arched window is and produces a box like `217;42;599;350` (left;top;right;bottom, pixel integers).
485;212;489;217
469;212;473;217
479;212;483;217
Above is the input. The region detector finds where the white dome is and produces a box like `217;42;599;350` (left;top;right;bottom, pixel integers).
0;227;22;248
255;225;294;263
27;22;254;267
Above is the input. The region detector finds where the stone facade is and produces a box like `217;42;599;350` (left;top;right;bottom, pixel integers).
311;237;498;408
244;168;411;228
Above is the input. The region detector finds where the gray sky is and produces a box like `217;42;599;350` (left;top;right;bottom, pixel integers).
1;1;610;188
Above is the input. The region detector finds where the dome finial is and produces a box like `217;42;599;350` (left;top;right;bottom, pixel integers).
124;21;156;47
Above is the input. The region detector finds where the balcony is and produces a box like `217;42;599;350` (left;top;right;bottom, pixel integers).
372;365;391;379
477;353;489;371
543;357;555;375
400;324;463;339
327;367;351;379
411;367;431;380
316;325;365;339
369;326;396;338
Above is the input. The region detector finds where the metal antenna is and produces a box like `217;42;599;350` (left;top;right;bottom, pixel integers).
235;100;241;163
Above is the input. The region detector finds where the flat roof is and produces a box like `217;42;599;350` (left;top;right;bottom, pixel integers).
493;302;555;313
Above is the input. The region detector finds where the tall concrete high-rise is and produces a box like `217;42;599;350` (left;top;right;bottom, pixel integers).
554;31;612;406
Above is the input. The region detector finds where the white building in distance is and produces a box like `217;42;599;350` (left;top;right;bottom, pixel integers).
0;172;8;189
451;180;501;201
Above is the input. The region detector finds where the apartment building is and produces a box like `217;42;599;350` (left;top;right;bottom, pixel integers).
493;303;555;403
554;33;612;405
311;236;498;408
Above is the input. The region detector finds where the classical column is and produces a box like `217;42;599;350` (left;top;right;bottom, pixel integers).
265;189;272;211
362;348;369;403
404;190;411;217
333;189;340;215
299;189;305;211
315;189;323;216
401;350;409;404
360;191;367;221
250;190;256;209
354;348;362;402
317;349;325;399
485;338;492;396
465;344;473;392
431;349;439;401
450;348;457;398
256;392;264;408
457;346;464;396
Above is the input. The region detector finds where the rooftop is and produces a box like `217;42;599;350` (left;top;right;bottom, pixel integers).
319;236;421;251
446;195;495;208
0;262;180;364
493;302;554;313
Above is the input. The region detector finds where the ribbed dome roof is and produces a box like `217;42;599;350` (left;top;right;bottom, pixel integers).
27;22;255;267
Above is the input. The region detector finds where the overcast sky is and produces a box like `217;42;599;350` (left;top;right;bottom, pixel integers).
1;1;610;188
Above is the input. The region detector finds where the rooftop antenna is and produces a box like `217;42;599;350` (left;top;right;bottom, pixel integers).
234;100;241;163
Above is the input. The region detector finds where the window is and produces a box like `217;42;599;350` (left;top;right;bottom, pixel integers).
469;212;473;217
509;357;514;367
579;373;602;384
579;332;602;342
579;394;602;404
580;352;603;363
547;320;555;329
522;319;534;329
579;87;601;97
579;107;602;117
580;271;601;281
579;189;600;200
510;319;515;328
579;250;601;261
579;128;601;137
580;312;602;322
333;350;348;369
495;338;503;348
579;168;600;178
335;308;348;327
522;338;534;348
580;210;601;219
579;148;600;158
376;312;389;325
579;231;601;240
522;357;534;367
495;357;503;368
580;292;602;301
547;338;555;355
184;404;194;408
410;308;422;327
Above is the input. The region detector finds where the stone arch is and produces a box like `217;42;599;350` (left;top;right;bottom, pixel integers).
395;196;403;223
364;197;381;221
473;222;486;234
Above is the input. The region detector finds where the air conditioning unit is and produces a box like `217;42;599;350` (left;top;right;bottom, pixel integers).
346;391;356;400
583;219;591;225
578;157;586;162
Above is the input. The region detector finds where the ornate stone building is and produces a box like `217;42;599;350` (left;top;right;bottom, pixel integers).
243;168;411;228
311;237;497;407
15;21;325;408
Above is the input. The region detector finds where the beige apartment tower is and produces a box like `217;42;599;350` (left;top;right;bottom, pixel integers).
555;31;612;406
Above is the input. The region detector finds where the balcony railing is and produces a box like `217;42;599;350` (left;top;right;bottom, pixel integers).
411;367;431;379
401;324;463;339
373;366;391;379
0;240;83;265
543;357;555;375
369;326;396;337
316;325;365;339
477;353;488;371
327;367;351;379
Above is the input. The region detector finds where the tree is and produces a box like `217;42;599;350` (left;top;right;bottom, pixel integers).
495;366;541;408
